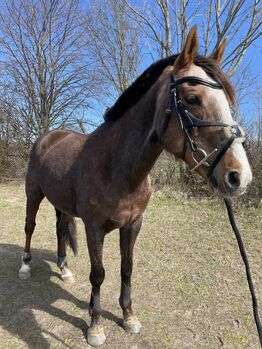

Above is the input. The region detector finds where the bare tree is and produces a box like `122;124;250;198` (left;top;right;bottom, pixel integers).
242;84;262;201
85;0;141;102
125;0;261;76
0;0;96;141
125;0;202;58
123;0;261;191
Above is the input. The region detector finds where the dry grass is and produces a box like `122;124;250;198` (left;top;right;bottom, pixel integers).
0;182;261;349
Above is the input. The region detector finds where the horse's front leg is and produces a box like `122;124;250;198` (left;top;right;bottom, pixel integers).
85;224;106;347
119;215;142;334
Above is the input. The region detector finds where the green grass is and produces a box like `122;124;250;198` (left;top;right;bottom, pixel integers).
0;182;261;349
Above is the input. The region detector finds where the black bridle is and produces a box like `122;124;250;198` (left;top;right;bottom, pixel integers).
163;74;245;182
163;74;262;347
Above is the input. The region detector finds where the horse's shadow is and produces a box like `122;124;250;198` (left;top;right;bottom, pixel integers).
0;244;122;349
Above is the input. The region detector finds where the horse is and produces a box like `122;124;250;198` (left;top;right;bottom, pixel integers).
19;26;252;347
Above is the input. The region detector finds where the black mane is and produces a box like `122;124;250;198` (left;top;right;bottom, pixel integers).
104;55;177;122
104;53;235;122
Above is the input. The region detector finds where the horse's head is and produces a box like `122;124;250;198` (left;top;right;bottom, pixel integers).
158;26;252;197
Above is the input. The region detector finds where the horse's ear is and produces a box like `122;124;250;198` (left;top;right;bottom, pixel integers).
209;39;227;64
174;25;199;69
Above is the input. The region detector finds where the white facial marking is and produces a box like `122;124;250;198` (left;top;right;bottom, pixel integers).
231;143;252;191
181;65;233;124
179;64;252;192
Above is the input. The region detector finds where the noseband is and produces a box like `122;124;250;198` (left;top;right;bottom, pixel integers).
164;74;245;182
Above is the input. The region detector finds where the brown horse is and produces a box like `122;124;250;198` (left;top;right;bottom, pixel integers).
19;26;252;347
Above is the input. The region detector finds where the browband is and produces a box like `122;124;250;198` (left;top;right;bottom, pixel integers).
171;76;222;90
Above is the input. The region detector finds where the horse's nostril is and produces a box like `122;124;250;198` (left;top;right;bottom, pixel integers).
226;171;241;189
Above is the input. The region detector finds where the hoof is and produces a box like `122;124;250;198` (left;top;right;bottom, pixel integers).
87;325;106;347
61;268;75;283
123;316;142;334
19;263;31;280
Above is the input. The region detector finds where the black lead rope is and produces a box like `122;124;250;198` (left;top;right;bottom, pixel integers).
224;198;262;348
165;74;262;346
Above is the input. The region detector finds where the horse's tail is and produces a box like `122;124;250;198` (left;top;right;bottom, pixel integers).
56;210;78;256
67;217;78;256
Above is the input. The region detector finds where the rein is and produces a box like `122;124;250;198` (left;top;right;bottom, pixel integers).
164;74;262;347
225;198;262;346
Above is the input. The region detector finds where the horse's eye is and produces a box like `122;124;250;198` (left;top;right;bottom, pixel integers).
185;95;201;105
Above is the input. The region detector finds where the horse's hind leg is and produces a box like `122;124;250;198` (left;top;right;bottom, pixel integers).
85;223;106;347
119;215;143;334
19;187;44;279
55;209;76;283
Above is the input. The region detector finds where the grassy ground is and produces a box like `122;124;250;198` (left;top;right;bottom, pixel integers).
0;182;261;349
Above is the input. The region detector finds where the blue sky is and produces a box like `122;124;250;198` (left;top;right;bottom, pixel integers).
83;0;261;130
235;43;262;124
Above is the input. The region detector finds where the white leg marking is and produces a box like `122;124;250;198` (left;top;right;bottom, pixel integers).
123;315;142;334
19;259;31;280
61;266;75;283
